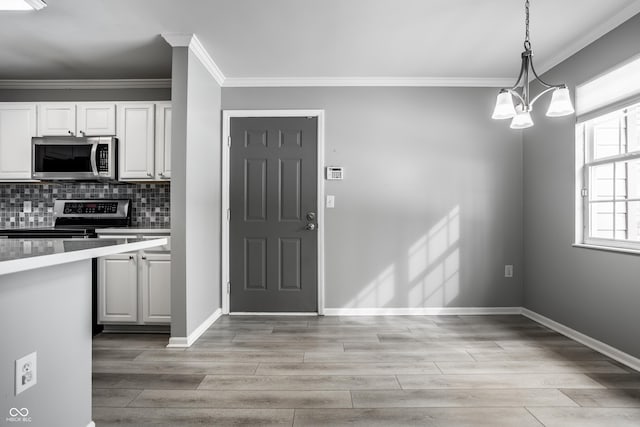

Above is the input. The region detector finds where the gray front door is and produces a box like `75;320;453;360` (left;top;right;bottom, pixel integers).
230;116;318;312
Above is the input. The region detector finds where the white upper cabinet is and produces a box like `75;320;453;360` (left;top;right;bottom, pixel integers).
38;102;116;137
117;103;156;180
37;103;76;136
0;103;37;180
77;103;116;136
155;102;172;180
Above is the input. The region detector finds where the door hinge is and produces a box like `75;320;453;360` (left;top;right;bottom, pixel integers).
227;282;230;294
227;136;231;147
581;188;588;197
227;209;230;222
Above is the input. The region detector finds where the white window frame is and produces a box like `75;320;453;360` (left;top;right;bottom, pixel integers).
577;103;640;252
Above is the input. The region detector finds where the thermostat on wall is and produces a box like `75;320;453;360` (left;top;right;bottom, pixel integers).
326;167;345;180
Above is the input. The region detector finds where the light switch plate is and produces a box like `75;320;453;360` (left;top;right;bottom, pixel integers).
326;195;335;208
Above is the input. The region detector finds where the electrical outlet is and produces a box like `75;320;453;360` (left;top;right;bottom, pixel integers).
504;265;514;278
15;352;37;395
23;201;32;213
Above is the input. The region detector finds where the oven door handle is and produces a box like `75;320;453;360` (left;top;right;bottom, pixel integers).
90;142;99;176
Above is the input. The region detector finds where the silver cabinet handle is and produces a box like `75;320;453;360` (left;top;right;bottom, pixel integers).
129;255;134;260
68;130;75;136
141;256;147;260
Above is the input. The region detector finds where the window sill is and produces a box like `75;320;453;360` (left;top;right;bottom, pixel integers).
572;243;640;256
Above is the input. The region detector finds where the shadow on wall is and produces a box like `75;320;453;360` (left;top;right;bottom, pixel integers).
343;206;460;308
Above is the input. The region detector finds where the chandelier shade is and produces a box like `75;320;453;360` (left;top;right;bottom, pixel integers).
491;0;574;129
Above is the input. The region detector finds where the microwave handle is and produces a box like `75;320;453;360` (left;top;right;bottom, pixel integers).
90;142;99;176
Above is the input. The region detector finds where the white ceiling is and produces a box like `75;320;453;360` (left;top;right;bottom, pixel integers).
0;0;639;85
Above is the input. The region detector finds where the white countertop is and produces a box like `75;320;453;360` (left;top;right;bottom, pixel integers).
95;228;170;234
0;237;167;276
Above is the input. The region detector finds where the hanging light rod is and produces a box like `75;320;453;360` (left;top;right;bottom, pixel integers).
492;0;574;129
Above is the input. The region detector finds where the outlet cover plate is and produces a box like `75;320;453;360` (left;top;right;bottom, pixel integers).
15;351;37;395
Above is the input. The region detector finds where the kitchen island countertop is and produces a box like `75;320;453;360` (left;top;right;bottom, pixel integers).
0;237;167;276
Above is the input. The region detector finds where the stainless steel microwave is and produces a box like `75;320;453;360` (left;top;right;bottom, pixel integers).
32;136;118;181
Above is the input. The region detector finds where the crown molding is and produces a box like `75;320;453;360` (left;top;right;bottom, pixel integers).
536;0;640;75
222;76;513;88
0;79;171;89
162;33;225;86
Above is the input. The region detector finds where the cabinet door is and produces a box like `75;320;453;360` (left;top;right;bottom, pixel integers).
0;103;36;180
155;102;171;180
140;253;171;323
37;103;76;136
98;254;138;323
117;103;155;180
77;103;116;136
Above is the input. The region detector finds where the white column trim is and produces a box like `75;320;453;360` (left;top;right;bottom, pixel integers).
161;33;225;86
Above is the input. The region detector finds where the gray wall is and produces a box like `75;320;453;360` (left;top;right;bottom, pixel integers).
223;87;523;309
523;13;640;358
0;260;92;427
170;47;221;339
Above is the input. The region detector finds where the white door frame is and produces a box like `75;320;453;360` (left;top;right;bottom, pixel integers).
221;110;326;315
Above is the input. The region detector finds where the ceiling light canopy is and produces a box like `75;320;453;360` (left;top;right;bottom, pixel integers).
0;0;46;11
492;0;574;129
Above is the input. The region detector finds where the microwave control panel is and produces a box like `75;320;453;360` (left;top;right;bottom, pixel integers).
97;144;110;173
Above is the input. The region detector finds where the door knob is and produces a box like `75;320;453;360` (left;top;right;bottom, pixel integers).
305;223;316;231
306;212;316;221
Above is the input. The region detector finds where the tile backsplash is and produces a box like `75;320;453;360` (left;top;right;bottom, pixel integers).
0;182;170;229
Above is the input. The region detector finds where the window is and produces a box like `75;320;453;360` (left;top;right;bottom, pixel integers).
578;103;640;250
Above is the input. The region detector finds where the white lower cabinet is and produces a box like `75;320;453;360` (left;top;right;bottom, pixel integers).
98;250;171;325
98;253;138;323
141;253;171;323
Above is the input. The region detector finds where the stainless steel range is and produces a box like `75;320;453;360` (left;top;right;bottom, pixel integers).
0;199;132;335
0;199;131;239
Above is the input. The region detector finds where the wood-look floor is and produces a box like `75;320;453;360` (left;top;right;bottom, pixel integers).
92;315;640;426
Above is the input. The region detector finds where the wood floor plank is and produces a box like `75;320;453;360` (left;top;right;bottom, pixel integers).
92;407;294;426
526;407;640;427
351;389;578;408
134;350;304;363
304;350;474;363
129;389;353;409
585;373;640;388
436;360;628;374
187;341;345;352
397;373;605;389
92;360;258;375
344;341;501;352
560;388;640;407
93;349;145;361
255;362;440;376
93;373;205;389
467;347;612;362
93;389;142;407
198;375;400;390
293;407;544;426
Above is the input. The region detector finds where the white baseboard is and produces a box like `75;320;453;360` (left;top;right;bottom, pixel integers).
522;308;640;372
323;307;522;316
230;312;318;316
87;422;95;427
166;308;222;348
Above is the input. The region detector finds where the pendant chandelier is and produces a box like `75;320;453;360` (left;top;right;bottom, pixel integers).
492;0;574;129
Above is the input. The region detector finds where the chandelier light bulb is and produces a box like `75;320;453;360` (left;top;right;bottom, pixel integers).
546;86;575;117
492;90;517;120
